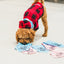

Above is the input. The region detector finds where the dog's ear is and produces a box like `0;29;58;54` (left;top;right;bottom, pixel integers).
16;34;18;43
16;29;19;43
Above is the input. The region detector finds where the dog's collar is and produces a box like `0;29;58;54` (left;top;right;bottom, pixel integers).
23;18;34;29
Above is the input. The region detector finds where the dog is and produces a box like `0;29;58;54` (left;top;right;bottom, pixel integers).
16;0;48;45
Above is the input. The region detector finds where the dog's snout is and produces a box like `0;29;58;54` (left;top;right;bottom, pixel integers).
23;42;27;45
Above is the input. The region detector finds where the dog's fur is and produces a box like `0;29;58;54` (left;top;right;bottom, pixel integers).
16;0;48;45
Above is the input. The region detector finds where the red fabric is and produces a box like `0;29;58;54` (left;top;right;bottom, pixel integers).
19;20;31;29
19;2;44;31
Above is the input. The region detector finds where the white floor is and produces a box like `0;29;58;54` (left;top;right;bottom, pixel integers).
0;0;64;64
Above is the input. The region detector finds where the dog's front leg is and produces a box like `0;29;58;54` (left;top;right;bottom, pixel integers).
41;6;48;37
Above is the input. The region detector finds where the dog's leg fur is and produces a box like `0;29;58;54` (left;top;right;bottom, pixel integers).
33;0;38;4
33;0;48;37
41;6;48;37
41;0;48;37
33;0;44;4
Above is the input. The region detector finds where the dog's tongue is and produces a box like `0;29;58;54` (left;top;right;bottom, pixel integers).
19;20;31;29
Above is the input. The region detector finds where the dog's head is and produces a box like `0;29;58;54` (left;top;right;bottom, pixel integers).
16;28;35;45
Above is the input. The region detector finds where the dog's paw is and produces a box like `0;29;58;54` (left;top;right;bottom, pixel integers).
42;34;47;37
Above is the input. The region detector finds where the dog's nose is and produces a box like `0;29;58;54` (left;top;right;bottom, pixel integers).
23;42;27;45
